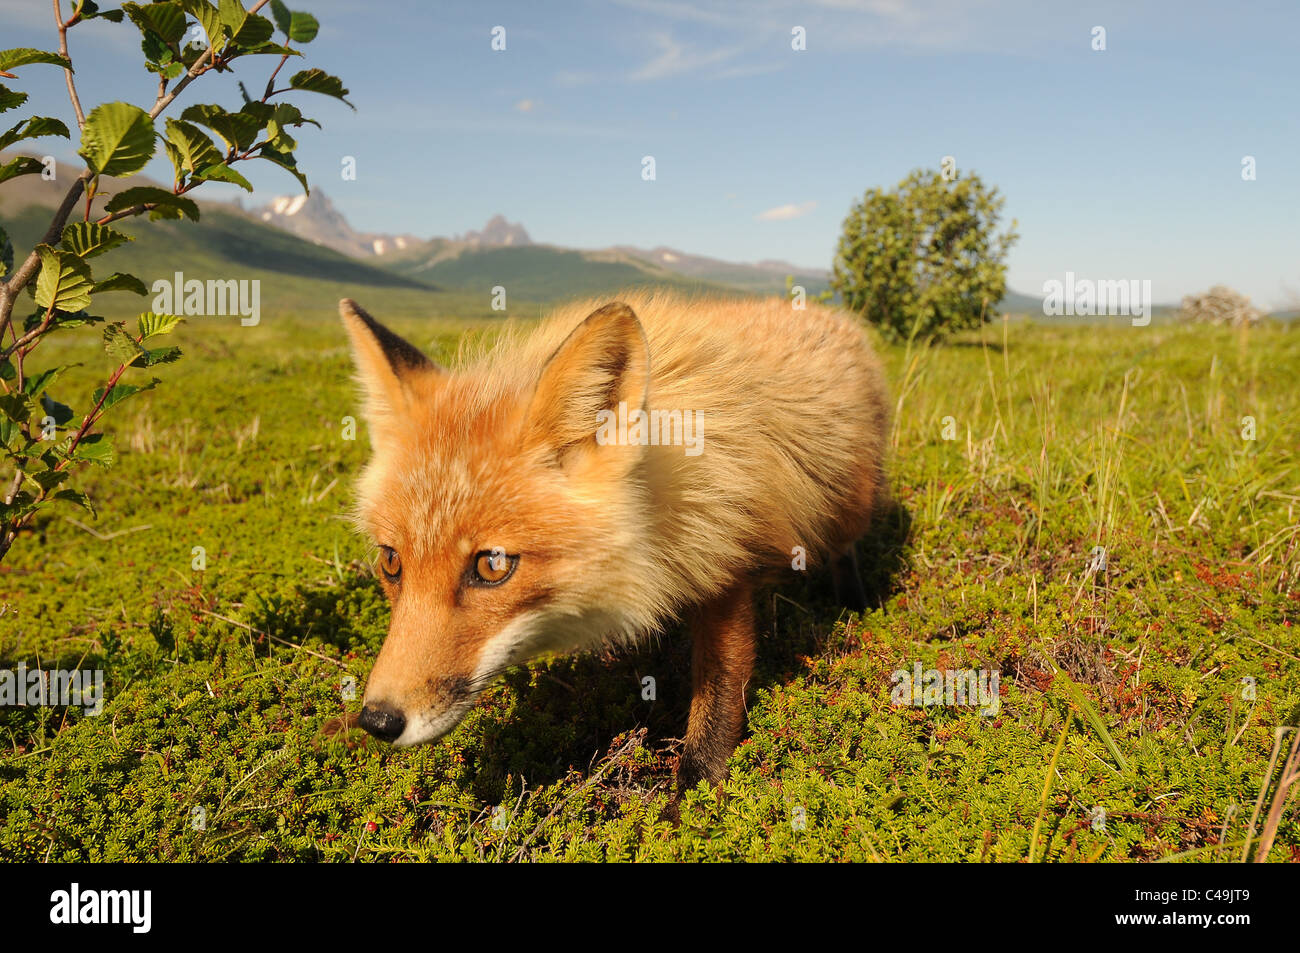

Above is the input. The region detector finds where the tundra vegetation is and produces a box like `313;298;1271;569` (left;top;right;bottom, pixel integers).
1;310;1297;861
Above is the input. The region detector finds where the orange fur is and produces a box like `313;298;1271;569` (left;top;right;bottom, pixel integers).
340;290;891;782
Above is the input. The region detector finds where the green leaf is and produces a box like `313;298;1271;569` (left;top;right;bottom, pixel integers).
0;49;73;74
61;222;132;258
103;187;200;222
181;103;261;151
256;144;308;194
0;155;45;184
0;223;12;279
79;101;156;177
0;83;30;113
93;378;159;413
193;161;253;191
161;135;185;185
78;1;126;23
288;68;353;108
219;0;274;48
34;244;94;313
138;312;181;339
179;0;226;56
261;103;316;151
103;322;146;365
27;468;71;492
143;203;191;222
102;323;179;368
163;118;223;177
50;309;106;330
51;488;96;515
122;2;189;44
39;392;74;425
235;41;299;58
268;102;318;129
269;0;291;34
143;345;182;366
0;413;23;452
22;365;68;398
92;273;150;296
146;53;186;81
0;489;38;522
270;0;319;42
0;115;70;152
0;391;34;425
72;432;116;467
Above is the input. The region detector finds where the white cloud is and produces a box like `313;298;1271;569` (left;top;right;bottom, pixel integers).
629;32;743;81
610;0;1057;58
756;201;817;221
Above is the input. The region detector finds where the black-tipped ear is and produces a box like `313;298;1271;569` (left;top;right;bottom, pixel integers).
340;298;434;377
526;301;649;468
339;299;439;429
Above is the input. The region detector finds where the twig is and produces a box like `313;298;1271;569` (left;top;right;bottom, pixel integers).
196;609;348;669
63;517;152;541
148;0;274;121
509;731;644;862
53;0;86;128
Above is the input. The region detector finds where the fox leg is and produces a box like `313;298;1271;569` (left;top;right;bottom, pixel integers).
677;581;756;796
832;543;868;614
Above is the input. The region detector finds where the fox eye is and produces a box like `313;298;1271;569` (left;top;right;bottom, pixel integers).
471;549;518;587
378;546;402;582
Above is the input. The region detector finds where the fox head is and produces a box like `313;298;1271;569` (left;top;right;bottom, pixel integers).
339;298;653;747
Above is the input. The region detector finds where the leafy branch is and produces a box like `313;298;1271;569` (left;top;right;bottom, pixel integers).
0;0;351;562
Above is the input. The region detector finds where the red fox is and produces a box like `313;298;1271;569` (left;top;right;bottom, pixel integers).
340;290;891;793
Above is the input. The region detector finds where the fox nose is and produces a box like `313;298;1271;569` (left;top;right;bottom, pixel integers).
358;702;406;742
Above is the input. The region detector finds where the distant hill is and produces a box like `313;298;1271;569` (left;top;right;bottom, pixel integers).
380;243;741;301
1;157;438;320
614;245;832;296
998;288;1045;315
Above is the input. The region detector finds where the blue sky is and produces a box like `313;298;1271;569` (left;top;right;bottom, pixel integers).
4;0;1298;306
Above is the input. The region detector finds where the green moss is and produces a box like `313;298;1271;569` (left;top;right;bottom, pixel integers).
1;316;1297;861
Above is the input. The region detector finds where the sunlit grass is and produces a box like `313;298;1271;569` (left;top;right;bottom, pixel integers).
1;313;1297;861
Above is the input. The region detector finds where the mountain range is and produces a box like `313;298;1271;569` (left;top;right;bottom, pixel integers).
247;189;836;299
3;153;1052;315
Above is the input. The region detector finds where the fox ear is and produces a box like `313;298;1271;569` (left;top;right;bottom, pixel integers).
339;298;439;427
526;301;649;468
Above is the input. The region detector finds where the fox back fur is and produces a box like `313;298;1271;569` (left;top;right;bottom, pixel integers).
341;289;891;791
